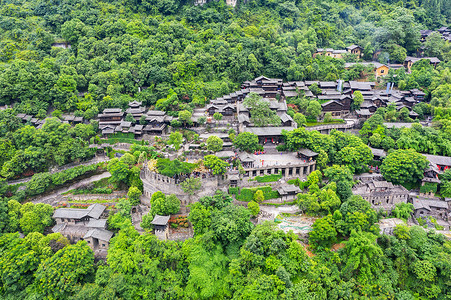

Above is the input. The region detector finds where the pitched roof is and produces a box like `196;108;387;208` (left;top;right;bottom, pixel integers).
151;215;170;226
147;110;166;116
129;100;142;107
244;126;295;137
356;109;372;116
298;148;318;157
87;219;107;229
346;45;362;50
369;147;386;157
412;198;449;210
239;152;256;162
321;100;343;108
423;154;451;167
54;203;106;220
83;228;114;241
103;108;122;114
277;185;301;195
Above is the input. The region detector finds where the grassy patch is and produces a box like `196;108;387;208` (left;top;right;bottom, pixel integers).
235;186;279;202
306;119;345;126
262;200;296;207
254;172;283;183
62;177;114;195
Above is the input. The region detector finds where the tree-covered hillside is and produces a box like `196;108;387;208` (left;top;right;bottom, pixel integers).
0;0;450;116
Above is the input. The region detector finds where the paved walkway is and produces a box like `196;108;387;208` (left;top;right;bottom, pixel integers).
30;171;111;206
259;204;300;218
7;156;110;186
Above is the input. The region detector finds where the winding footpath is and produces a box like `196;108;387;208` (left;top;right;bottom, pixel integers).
29;171;111;206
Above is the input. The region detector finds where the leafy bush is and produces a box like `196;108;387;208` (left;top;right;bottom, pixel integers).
419;182;438;194
26;163;104;196
228;187;239;195
236;186;279;202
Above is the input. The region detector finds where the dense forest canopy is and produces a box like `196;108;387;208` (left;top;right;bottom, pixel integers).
0;0;450;116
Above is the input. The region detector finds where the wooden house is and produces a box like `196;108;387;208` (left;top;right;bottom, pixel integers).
321;100;345;117
346;45;363;58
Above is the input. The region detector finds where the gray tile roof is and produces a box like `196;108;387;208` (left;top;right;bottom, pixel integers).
87;219;107;229
151;215;170;226
298;148;318;157
83;228;114;241
423;154;451;167
244;126;295;137
53;203;106;220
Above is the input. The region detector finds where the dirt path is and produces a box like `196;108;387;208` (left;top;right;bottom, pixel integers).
29;172;111;206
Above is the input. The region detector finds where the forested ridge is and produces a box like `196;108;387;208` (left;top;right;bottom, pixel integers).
1;0;450;115
0;0;451;299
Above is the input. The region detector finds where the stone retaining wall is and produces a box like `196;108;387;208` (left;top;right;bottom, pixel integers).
62;191;126;201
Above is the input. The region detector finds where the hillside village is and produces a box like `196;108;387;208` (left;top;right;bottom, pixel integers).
1;0;451;298
5;73;451;253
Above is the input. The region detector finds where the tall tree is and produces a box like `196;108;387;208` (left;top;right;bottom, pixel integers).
243;93;281;127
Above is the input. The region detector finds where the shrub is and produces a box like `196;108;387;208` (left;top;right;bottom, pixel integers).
236;186;279;202
420;182;437;194
228;187;239;195
255;172;282;183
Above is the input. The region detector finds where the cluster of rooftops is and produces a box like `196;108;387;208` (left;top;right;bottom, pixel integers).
420;26;451;43
52;203;113;256
15;113;84;129
211;76;426;122
97;101;174;136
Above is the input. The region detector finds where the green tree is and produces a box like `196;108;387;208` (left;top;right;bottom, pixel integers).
139;114;147;125
206;135;223;152
168;131;183;150
203;155;229;175
187;202;211;235
33;241;94;299
120;153;136;166
199;190;233;210
380;149;428;185
211;204;254;247
150;193;180;216
178;110;192;127
125;113;135;123
343;230;383;284
107;158;130;185
293;113;307;127
323;112;333;123
180;177;202;196
127;186;142;206
335;195;378;236
234;132;259;152
253;190;264;203
248;201;260;216
198;116;207;125
309;215;337;249
116;198;132;217
352;91;364;110
391;202;414;220
243;93;281;127
306;101;322;121
213;112;223;121
19;203;54;235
